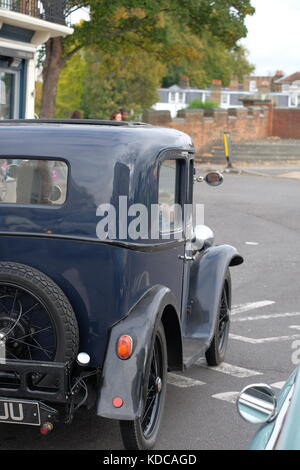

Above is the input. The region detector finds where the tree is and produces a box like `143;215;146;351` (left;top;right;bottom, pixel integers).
81;47;165;119
55;50;86;118
53;45;165;119
161;26;254;89
39;0;255;117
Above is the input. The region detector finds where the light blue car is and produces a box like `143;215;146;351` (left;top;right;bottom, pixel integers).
237;367;300;450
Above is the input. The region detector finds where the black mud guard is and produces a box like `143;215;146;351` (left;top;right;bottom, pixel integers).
184;245;243;345
96;285;179;421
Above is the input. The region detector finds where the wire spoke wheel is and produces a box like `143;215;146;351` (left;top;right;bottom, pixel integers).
0;262;79;364
141;337;164;438
0;284;57;361
120;322;167;450
218;286;230;356
205;269;231;366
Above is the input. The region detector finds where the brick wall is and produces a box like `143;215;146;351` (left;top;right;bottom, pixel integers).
272;108;300;139
143;107;270;155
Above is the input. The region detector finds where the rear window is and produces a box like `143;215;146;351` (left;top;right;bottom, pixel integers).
0;159;68;205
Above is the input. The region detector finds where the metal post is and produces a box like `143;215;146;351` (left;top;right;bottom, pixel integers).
223;132;233;168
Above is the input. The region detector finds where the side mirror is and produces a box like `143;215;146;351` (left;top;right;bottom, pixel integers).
237;384;277;425
205;172;223;186
194;172;223;187
191;225;214;252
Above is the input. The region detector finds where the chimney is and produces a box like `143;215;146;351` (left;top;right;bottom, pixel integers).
179;76;190;89
274;70;285;79
272;70;285;92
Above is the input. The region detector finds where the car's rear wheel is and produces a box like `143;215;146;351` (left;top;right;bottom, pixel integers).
0;262;79;363
205;269;231;366
119;322;167;450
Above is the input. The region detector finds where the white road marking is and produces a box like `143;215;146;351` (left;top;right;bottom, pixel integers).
231;301;275;316
167;373;206;388
212;392;239;404
245;242;259;246
271;382;285;390
232;312;300;323
289;325;300;331
198;362;262;378
278;171;300;180
213;383;286;404
230;333;300;344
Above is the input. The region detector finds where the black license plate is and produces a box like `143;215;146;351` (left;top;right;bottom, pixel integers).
0;398;40;426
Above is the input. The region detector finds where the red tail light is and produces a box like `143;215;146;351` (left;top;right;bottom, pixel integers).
117;335;133;360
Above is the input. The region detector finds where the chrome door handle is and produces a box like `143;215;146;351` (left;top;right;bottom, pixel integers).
178;255;195;261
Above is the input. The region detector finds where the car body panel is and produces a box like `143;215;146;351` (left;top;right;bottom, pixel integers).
0;235;185;367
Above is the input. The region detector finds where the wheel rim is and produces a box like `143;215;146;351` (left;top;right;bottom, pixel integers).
218;286;230;355
141;334;164;439
0;283;57;362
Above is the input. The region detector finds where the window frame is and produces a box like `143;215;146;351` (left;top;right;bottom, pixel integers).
157;154;188;238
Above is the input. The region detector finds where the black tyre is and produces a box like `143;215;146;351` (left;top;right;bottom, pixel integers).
205;269;231;366
0;262;79;363
120;322;168;450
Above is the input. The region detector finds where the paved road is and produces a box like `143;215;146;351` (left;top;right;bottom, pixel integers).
1;169;300;450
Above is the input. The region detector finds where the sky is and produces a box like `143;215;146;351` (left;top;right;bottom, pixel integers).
241;0;300;76
72;1;300;79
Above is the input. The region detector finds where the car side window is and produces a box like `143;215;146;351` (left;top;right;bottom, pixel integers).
158;159;183;235
0;158;68;205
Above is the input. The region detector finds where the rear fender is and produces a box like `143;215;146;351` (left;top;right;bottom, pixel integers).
96;285;180;421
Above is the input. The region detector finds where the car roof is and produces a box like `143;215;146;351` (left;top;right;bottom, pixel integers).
0;119;149;128
0;119;194;164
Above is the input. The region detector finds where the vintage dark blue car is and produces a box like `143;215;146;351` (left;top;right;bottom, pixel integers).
0;119;243;449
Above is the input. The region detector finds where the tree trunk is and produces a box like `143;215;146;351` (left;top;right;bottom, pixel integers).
40;37;65;118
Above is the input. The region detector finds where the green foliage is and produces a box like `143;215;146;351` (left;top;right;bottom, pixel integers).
40;1;256;116
188;99;218;109
81;47;163;119
55;46;165;119
69;0;255;53
161;28;254;89
55;50;86;118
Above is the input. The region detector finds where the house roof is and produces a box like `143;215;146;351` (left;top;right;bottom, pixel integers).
276;72;300;84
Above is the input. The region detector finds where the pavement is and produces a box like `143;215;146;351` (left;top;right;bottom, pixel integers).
1;168;300;450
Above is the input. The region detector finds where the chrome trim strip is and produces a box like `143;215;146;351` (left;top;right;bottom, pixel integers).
265;385;294;450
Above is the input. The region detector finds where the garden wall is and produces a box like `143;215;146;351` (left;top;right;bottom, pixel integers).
143;106;271;155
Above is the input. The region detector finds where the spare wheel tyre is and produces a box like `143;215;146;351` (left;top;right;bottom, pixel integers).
0;262;79;363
